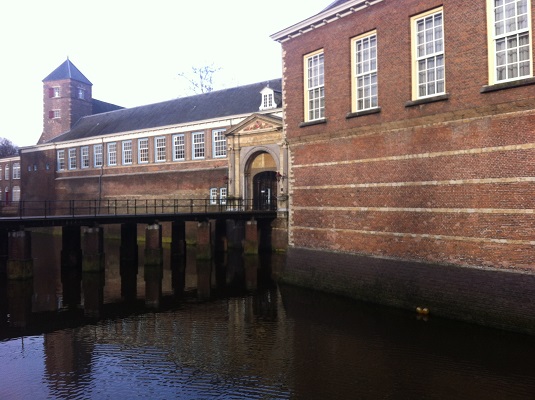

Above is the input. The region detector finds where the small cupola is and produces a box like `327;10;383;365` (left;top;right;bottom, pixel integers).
259;86;278;111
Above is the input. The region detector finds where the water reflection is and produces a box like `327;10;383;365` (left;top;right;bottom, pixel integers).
0;230;534;399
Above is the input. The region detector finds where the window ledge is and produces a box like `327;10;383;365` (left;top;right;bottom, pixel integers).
299;118;327;128
480;77;535;93
346;107;381;119
405;93;450;108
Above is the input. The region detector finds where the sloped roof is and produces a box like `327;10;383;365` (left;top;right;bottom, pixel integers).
43;59;92;85
92;99;124;114
51;79;282;143
322;0;352;11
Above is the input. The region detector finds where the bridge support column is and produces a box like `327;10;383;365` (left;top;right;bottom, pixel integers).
7;230;33;280
171;221;186;260
226;219;244;250
244;219;258;255
82;226;105;272
0;228;8;279
144;223;163;308
271;217;289;253
196;221;212;260
145;223;163;266
61;226;82;308
185;221;198;246
120;223;138;301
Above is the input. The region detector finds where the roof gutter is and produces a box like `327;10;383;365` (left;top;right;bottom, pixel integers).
270;0;384;43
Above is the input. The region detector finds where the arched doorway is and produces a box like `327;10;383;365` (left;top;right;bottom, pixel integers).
253;171;277;210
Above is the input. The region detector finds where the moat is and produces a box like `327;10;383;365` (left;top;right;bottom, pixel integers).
1;231;534;399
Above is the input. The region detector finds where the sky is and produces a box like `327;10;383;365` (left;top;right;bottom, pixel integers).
0;0;330;148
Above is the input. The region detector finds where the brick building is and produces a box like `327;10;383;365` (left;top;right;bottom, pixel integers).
19;60;288;216
272;0;535;332
0;156;21;206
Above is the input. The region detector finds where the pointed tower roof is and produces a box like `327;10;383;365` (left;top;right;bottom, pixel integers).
42;58;92;85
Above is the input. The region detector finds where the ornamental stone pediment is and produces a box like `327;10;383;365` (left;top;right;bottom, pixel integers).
226;113;283;137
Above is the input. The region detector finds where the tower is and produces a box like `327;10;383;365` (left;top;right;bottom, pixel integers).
39;59;93;144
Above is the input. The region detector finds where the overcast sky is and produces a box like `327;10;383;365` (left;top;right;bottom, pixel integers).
0;0;330;148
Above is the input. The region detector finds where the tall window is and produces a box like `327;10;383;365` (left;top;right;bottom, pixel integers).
304;50;325;121
12;186;20;202
94;144;103;168
78;87;86;99
155;136;166;162
108;142;117;166
0;167;2;180
210;188;218;205
412;8;445;99
353;31;378;111
12;163;20;179
220;187;227;205
57;150;65;171
68;148;77;170
489;0;532;83
138;138;149;163
173;134;185;161
192;132;205;160
212;129;227;158
122;140;132;165
81;146;89;168
4;165;9;180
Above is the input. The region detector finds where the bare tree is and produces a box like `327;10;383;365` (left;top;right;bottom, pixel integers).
178;64;221;94
0;138;18;158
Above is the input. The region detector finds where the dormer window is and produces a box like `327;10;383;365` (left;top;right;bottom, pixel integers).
259;87;277;110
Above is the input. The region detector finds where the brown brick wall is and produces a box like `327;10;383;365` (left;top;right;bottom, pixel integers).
281;0;535;270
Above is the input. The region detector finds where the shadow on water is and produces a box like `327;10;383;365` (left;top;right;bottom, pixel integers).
0;230;534;399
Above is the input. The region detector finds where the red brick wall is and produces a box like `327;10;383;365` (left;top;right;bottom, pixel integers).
281;0;535;270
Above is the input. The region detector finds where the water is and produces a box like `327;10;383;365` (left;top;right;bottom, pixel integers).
1;231;535;399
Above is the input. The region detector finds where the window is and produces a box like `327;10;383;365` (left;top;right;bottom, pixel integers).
122;140;132;164
108;142;117;166
210;188;218;205
12;186;20;202
81;146;89;168
57;150;65;171
263;93;273;108
94;144;103;167
352;31;378;111
4;165;9;180
12;163;20;179
78;87;86;100
0;166;2;180
220;187;227;205
304;50;325;121
489;0;532;83
49;110;60;119
138;138;149;163
212;129;227;158
412;8;445;99
192;132;205;159
155;136;166;162
49;87;60;98
68;148;77;170
173;134;185;161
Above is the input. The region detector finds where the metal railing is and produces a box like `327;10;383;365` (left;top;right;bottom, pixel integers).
0;198;277;219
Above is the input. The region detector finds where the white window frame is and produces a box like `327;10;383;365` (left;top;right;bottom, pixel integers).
212;129;227;158
138;138;149;164
53;87;60;98
122;140;132;165
352;31;378;112
0;166;2;180
68;148;77;170
209;188;218;205
81;146;89;168
488;0;533;84
108;142;117;166
12;186;20;202
173;134;185;161
57;150;65;171
304;49;325;122
219;187;227;205
411;8;445;100
192;132;205;160
94;144;103;168
77;87;86;100
155;136;166;162
52;109;60;119
12;163;20;179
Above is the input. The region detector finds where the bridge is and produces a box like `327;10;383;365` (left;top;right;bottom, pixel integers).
0;198;286;281
0;198;278;229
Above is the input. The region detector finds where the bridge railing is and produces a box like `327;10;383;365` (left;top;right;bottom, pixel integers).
2;198;277;218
